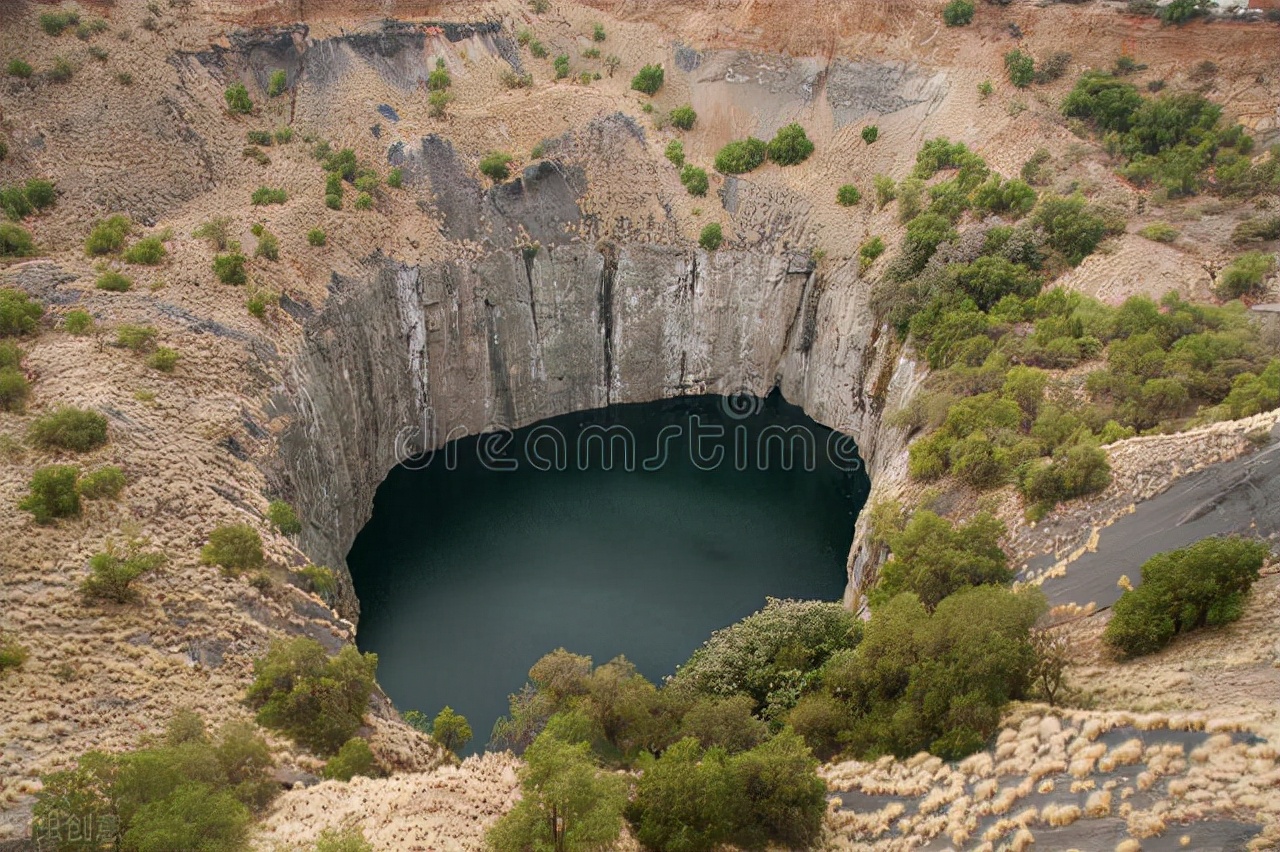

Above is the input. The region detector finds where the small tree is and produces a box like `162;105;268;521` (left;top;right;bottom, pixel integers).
630;63;664;95
1029;626;1070;706
322;738;378;781
19;465;80;523
81;536;166;604
432;706;473;755
213;247;248;285
1005;50;1035;88
699;223;723;251
201;523;264;573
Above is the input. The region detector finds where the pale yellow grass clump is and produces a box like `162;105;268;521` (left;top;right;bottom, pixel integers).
1042;803;1082;826
1085;789;1113;818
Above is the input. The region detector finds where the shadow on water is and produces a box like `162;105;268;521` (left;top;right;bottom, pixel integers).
348;393;869;754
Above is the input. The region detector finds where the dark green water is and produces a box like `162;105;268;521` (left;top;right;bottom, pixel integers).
348;394;868;754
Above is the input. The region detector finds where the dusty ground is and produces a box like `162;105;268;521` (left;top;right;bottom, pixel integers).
1;0;1278;847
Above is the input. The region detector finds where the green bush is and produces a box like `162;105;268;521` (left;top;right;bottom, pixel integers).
63;309;93;334
431;706;473;755
943;0;975;26
213;248;248;285
85;215;131;255
122;235;167;265
307;228;327;247
0;633;28;674
81;538;165;603
95;270;133;292
247;637;378;754
1104;537;1269;656
592;22;606;41
713;137;767;174
250;186;287;205
871;510;1010;611
299;565;338;604
859;236;885;268
479;151;513;182
971;176;1036;218
836;184;861;206
698;223;723;251
1159;0;1210;24
1139;222;1179;243
29;406;108;452
1232;215;1280;245
225;83;253;114
664;139;684;167
254;228;279;261
1005;49;1034;88
193;216;233;250
1031;193;1107;266
322;738;378;781
201;523;263;573
0;366;28;413
147;346;180;372
353;191;373;210
267;499;301;534
315;827;374;852
79;465;126;499
47;55;74;83
862;124;879;144
7;59;33;78
679;164;708;196
116;323;157;352
1222;360;1280;419
630;63;664;95
551;54;570;79
19;464;80;523
978;78;993;98
872;174;896;209
39;11;79;36
273;126;293;144
0;223;35;258
669;105;696;131
267;69;287;97
386;167;403;189
766;123;814;166
1215;251;1275;300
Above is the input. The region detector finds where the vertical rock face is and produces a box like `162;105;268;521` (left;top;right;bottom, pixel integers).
273;241;909;617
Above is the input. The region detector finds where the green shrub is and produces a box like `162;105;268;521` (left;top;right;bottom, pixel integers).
247;637;378;754
1104;537;1269;656
1159;0;1210;24
63;309;93;334
79;465;126;499
122;235;167;265
527;39;547;59
871;510;1010;611
479;151;514;182
860;126;880;146
714;137;767;174
630;63;664;95
29;406;108;452
1139;222;1179;243
698;223;723;251
978;78;993;98
299;565;337;604
1031;193;1107;266
1232;216;1280;244
39;11;79;36
943;0;974;26
680;165;709;197
551;54;570;79
19;464;80;523
0;223;35;258
836;184;861;206
325;193;342;210
0;340;20;370
193;216;234;250
766;123;814;166
1034;51;1072;85
146;346;180;372
85;215;131;255
267;69;287;97
81;538;166;604
431;706;473;755
971;176;1037;218
225;83;253;114
307;228;327;247
213;248;248;285
245;129;273;147
322;738;378;781
664;139;684;167
859;236;885;270
48;56;74;83
254;229;279;261
592;22;606;41
200;523;264;573
353;192;373;210
869;175;894;210
669;105;697;130
7;59;33;78
1005;49;1034;88
0;633;28;674
116;323;157;352
267;499;301;534
0;366;28;412
250;186;287;205
1216;251;1275;300
95;270;133;292
314;827;374;852
427;89;452;117
273;126;293;144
